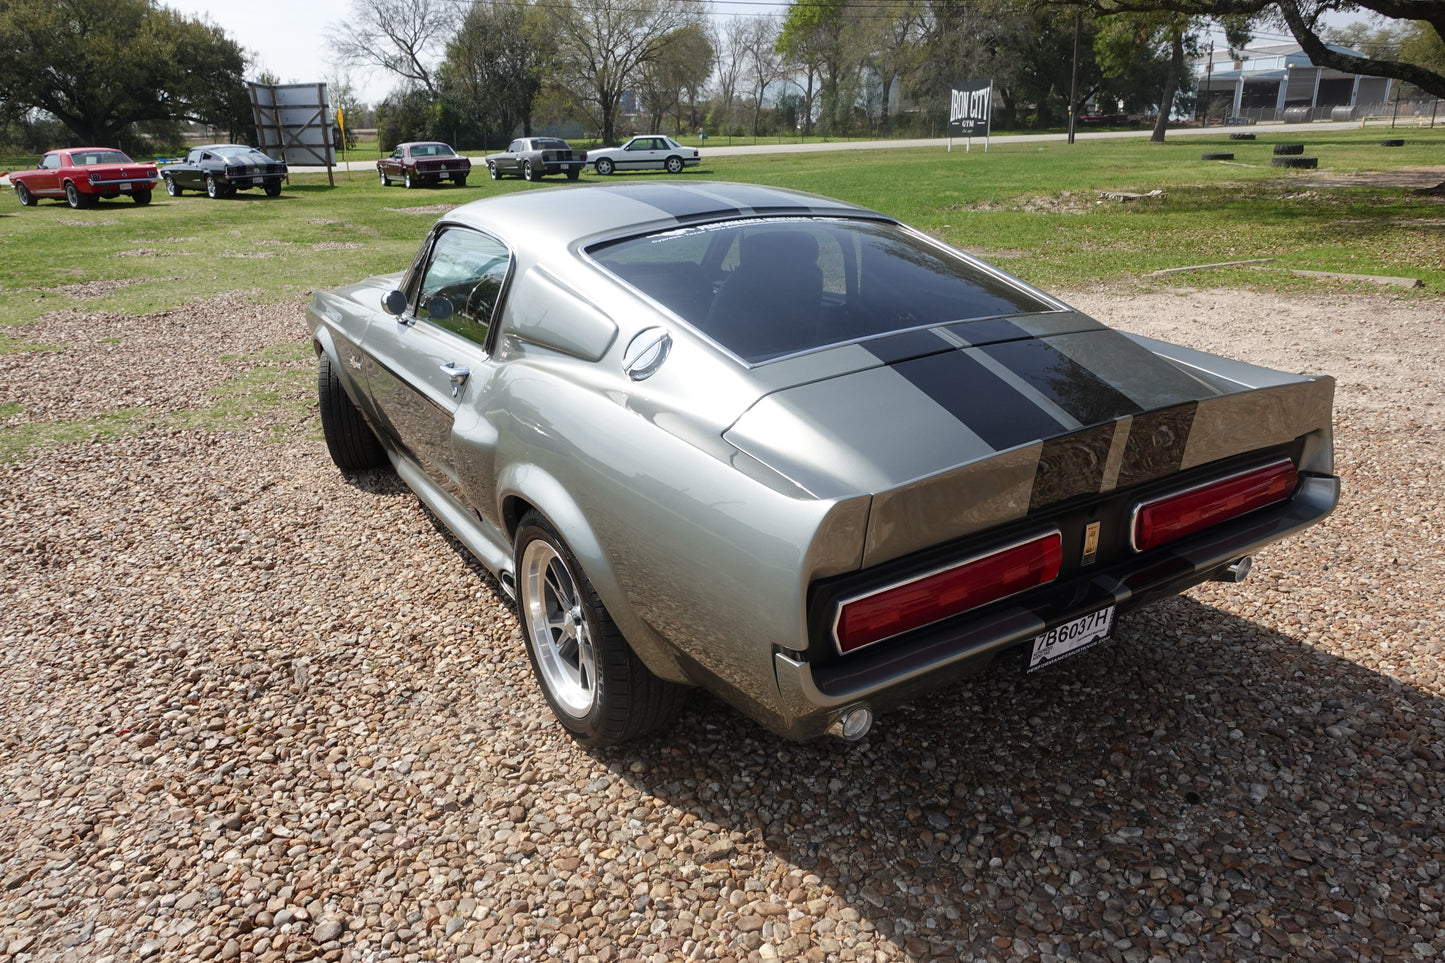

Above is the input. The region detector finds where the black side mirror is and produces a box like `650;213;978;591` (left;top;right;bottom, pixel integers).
382;290;408;315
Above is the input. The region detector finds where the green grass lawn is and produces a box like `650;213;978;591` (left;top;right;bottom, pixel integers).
1;126;1440;329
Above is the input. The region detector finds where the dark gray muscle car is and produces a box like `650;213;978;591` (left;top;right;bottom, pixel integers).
306;182;1339;747
485;137;587;182
161;144;287;198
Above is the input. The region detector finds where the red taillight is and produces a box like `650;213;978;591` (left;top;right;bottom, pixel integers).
834;531;1063;654
1132;459;1298;553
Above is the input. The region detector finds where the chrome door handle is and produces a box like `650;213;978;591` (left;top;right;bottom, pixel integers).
441;363;470;397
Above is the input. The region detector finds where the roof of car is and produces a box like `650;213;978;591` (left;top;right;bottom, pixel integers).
442;181;887;252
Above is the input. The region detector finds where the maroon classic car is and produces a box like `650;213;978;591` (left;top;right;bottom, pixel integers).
10;148;159;208
377;142;471;189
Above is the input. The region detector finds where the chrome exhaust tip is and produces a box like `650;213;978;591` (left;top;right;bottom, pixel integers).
1216;557;1253;583
828;705;874;742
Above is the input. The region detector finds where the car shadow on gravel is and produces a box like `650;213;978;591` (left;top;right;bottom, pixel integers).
602;595;1444;959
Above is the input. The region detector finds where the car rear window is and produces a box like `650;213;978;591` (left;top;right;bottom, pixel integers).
588;218;1053;364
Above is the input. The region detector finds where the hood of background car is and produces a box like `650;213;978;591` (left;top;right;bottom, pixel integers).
724;320;1333;565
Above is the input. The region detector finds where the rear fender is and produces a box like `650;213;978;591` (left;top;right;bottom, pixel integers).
496;463;692;684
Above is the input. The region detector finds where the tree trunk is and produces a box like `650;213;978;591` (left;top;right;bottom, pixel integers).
1151;29;1185;143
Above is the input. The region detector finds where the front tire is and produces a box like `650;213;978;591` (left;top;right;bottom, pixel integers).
514;513;686;747
264;179;282;197
205;174;221;199
132;189;152;205
404;172;414;189
317;353;388;470
488;162;500;180
15;183;36;206
595;157;614;175
164;174;182;197
379;169;391;186
665;156;684;174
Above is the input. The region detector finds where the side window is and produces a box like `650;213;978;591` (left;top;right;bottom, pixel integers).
42;155;59;170
415;228;511;347
508;141;524;153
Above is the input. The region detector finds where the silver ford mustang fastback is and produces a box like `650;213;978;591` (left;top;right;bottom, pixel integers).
307;182;1340;746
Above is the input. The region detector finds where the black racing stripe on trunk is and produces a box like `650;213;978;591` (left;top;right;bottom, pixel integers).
945;318;1033;346
891;351;1066;451
982;338;1143;426
1117;403;1198;487
1030;423;1118;511
607;184;742;222
859;329;954;365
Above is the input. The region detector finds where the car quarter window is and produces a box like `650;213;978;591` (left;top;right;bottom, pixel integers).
415;228;512;347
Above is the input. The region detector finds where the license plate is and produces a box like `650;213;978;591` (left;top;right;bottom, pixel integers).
1028;606;1115;671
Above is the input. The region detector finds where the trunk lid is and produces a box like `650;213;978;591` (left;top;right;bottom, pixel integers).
724;315;1334;567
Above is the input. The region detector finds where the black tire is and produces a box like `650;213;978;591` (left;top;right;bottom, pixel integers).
64;181;90;209
264;179;282;197
206;174;221;199
1381;138;1405;147
132;189;152;206
163;173;182;197
488;162;500;180
1201;152;1234;160
1229;132;1256;140
595;157;614;175
566;169;580;182
665;156;684;174
404;171;415;189
453;174;468;187
15;182;36;206
524;160;541;182
1273;143;1305;155
379;169;391;186
1271;156;1318;169
514;512;686;747
317;352;388;470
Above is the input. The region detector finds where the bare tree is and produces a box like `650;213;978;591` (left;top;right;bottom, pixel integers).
328;0;459;96
740;16;784;137
554;0;706;144
711;17;752;135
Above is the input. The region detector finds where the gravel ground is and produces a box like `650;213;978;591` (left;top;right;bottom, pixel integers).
1;287;1442;963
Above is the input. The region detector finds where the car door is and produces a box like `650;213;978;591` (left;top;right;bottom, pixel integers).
30;154;62;196
500;140;526;176
383;148;404;178
361;225;511;509
177;150;207;191
621;137;665;170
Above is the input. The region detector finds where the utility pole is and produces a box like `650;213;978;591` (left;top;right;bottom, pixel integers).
1202;42;1214;128
1068;11;1081;144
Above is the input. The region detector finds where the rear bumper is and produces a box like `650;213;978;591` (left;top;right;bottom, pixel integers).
766;472;1340;739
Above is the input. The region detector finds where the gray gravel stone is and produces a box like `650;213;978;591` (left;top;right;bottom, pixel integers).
1;289;1443;962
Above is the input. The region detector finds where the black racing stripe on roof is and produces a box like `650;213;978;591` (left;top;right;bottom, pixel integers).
981;338;1144;427
859;329;954;365
891;351;1067;451
945;318;1033;346
601;184;742;222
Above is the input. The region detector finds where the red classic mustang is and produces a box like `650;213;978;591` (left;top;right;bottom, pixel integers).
10;148;159;209
377;141;471;189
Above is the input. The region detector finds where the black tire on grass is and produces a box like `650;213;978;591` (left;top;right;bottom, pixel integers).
1273;143;1305;155
1381;139;1405;147
1271;156;1318;169
1229;132;1256;140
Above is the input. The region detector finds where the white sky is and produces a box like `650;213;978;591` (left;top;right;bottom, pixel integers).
162;0;394;104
